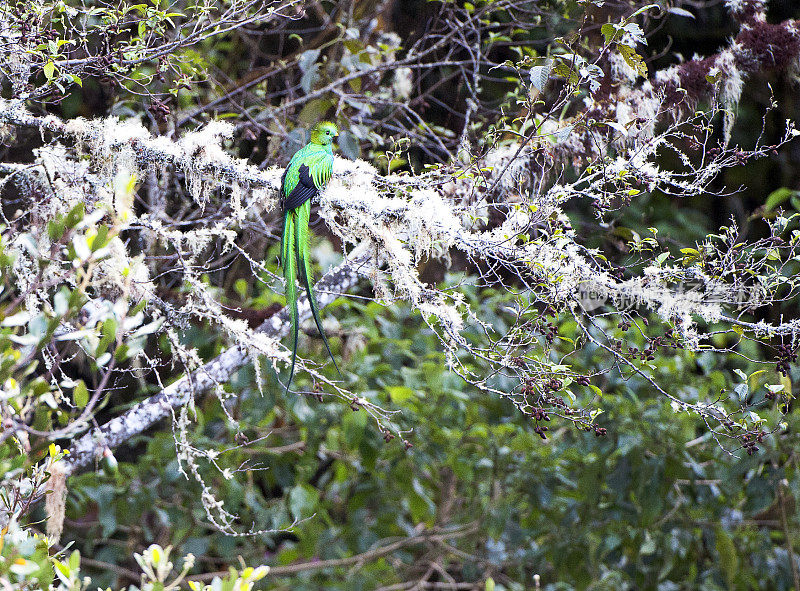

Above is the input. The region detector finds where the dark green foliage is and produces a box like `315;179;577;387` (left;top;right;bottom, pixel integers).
48;278;800;590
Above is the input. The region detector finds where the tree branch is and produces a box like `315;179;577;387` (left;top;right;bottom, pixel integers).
186;523;479;581
61;250;368;476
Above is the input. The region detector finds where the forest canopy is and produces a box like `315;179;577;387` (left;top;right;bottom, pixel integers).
2;0;800;589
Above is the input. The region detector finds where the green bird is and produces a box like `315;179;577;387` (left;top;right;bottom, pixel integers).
280;121;341;390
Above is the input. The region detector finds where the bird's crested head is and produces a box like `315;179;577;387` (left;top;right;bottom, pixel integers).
310;121;339;146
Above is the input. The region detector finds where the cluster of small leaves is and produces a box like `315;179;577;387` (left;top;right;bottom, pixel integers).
0;0;286;101
0;200;162;444
2;517;268;591
599;5;654;78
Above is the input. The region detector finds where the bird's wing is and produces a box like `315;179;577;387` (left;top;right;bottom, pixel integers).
310;153;333;188
283;164;319;212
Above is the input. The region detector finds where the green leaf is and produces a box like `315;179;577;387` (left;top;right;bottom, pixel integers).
288;485;319;520
601;23;619;45
298;49;321;73
301;65;320;94
337;131;361;160
668;6;695;18
640;532;656;555
90;225;110;252
101;450;119;476
529;62;552;92
715;526;739;588
114;343;129;362
764;187;796;212
386;385;416;403
54;560;71;582
348;76;362;92
343;39;364;54
73;381;88;408
234;279;248;299
130;298;148;316
95;318;118;356
298;98;333;126
389;158;407;173
43;60;56;81
618;44;647;78
552;59;580;84
65;202;85;229
408;477;434;523
48;219;66;241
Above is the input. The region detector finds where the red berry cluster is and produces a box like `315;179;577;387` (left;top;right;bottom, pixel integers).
541;321;558;345
148;99;171;123
532;407;550;422
543;377;562;393
776;343;796;377
618;325;681;363
535;306;559;344
741;431;765;455
542;394;567;409
520;380;536;397
581;424;607;437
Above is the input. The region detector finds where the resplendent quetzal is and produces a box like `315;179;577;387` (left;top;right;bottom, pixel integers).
280;121;341;391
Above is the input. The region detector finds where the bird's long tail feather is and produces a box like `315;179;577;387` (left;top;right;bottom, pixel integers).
295;201;341;377
282;210;300;391
282;202;341;392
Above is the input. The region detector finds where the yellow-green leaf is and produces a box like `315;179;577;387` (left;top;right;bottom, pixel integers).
74;381;88;408
618;44;647;78
43;60;56;81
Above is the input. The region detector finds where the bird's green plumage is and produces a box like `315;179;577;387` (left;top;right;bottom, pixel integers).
282;145;334;196
280;121;340;391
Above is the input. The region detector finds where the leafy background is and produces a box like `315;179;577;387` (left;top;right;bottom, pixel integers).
3;0;800;590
